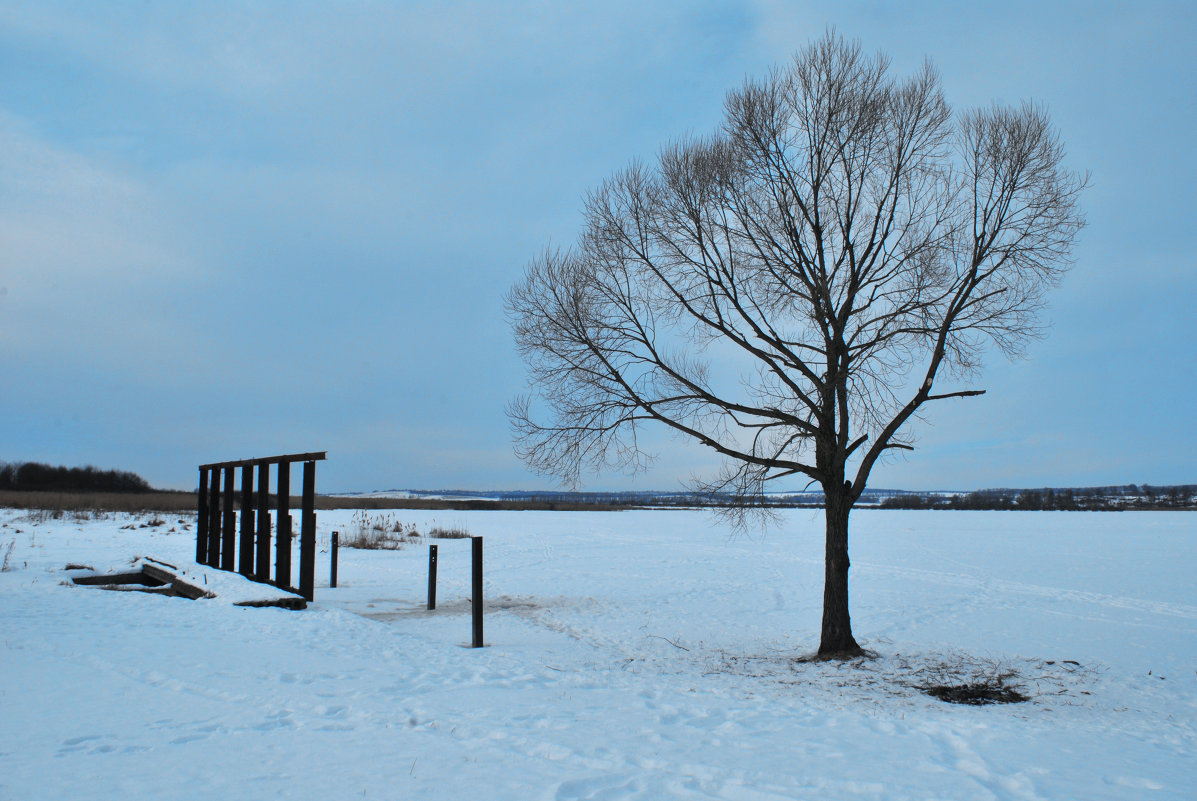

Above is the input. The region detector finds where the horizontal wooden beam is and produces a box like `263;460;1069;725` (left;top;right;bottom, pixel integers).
72;571;164;587
199;451;327;470
234;597;307;610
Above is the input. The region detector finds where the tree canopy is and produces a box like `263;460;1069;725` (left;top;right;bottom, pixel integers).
508;33;1085;655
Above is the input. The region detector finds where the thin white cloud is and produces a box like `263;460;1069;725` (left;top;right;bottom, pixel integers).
0;110;208;365
0;1;308;98
0;111;198;279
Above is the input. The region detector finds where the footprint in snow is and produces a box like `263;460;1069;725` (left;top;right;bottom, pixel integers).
61;735;102;747
56;734;121;756
314;704;347;718
253;710;295;731
170;733;208;745
555;773;640;801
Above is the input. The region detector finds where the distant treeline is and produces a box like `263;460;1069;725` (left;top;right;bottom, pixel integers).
0;462;153;494
879;485;1196;511
340;489;833;509
344;486;1196;511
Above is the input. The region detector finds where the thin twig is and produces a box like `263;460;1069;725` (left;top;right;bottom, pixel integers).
646;634;690;651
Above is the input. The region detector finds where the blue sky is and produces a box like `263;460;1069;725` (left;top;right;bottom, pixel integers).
1;0;1193;492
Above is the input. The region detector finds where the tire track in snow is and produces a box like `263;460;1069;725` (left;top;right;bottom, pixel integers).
927;726;1047;801
854;561;1197;620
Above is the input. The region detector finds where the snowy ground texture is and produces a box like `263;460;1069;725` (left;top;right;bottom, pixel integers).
1;507;1194;800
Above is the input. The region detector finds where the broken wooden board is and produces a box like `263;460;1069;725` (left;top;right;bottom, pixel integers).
142;563;214;600
70;560;307;609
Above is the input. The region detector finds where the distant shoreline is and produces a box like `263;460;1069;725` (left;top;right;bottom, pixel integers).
2;484;1193;513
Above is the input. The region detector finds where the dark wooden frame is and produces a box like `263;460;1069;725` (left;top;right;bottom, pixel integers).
196;451;326;601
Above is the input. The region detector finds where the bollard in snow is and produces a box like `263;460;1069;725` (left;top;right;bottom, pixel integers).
427;544;438;610
471;536;483;647
330;531;339;588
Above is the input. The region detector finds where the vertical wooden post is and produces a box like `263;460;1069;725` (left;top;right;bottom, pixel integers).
255;462;271;583
471;536;483;647
299;460;316;602
427;544;438;610
276;462;291;589
207;470;221;567
330;531;339;589
221;467;235;571
239;465;254;577
196;468;209;564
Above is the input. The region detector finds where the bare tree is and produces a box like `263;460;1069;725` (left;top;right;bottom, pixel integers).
507;34;1085;657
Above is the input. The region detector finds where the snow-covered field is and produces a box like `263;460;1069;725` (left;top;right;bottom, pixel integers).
1;507;1193;800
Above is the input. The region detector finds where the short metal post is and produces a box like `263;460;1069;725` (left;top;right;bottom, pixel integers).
471;536;483;647
330;531;339;588
427;544;438;610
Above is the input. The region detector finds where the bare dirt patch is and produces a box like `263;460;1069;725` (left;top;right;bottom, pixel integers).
708;648;1098;707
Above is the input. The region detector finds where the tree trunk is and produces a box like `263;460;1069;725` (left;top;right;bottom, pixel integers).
818;492;862;658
